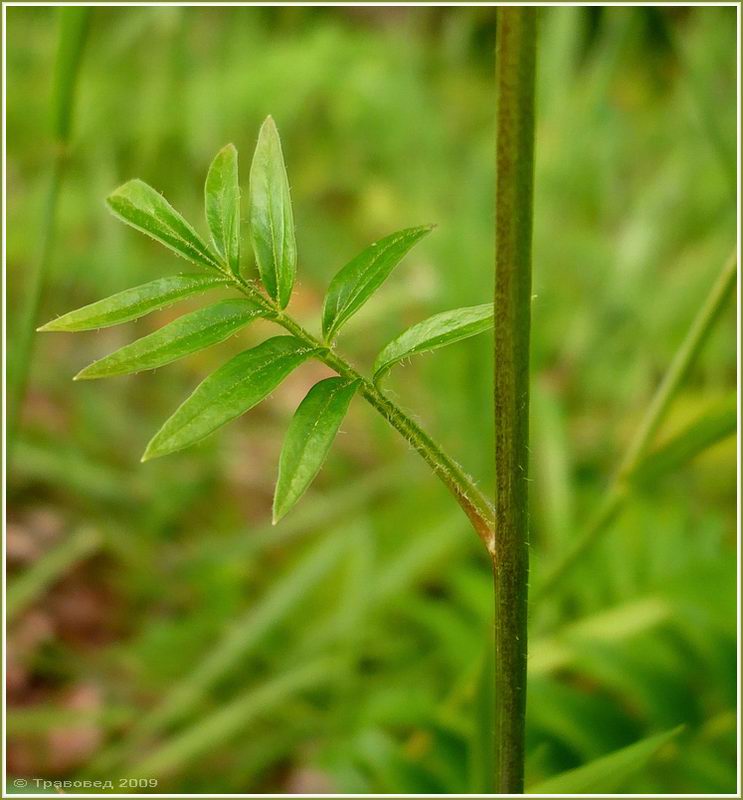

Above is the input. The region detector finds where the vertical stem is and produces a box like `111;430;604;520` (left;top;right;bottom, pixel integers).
494;8;536;794
8;8;90;454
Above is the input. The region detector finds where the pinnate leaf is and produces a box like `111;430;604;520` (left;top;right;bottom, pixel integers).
529;727;683;794
38;274;229;332
143;336;318;461
75;299;265;380
249;116;296;307
205;144;241;274
373;303;493;380
322;225;434;341
107;179;220;270
273;377;360;523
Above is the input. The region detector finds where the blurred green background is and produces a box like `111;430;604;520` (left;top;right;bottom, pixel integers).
6;5;738;794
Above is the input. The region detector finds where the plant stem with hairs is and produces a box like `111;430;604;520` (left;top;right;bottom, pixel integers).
493;7;537;794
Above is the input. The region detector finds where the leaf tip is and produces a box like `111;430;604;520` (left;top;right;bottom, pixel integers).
73;364;100;381
271;502;284;526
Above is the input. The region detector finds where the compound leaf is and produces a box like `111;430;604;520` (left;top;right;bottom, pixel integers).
38;274;229;332
249;116;296;307
107;179;220;270
75;299;265;380
273;377;360;523
322;225;434;341
373;303;493;380
205;144;241;274
143;336;317;461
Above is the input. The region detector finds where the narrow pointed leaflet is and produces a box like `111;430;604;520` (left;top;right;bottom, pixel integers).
75;299;265;380
107;179;220;270
249;116;296;307
143;336;318;461
322;225;434;341
205;144;241;275
38;274;230;332
373;303;493;380
273;377;360;523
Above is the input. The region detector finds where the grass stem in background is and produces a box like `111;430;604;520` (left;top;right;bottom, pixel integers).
7;8;90;454
493;8;536;793
534;248;737;604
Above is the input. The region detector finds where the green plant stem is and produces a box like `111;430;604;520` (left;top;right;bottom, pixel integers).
493;8;536;794
534;248;737;604
8;8;90;455
9;160;63;441
229;274;496;554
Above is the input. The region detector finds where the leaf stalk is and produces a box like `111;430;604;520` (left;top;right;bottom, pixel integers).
228;273;496;554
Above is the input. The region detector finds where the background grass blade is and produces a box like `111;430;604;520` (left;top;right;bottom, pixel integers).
249;115;296;307
7;528;101;623
628;398;736;486
373;304;493;380
130;658;337;778
107;179;221;270
91;531;347;772
38;274;230;331
529;727;683;793
74;299;264;380
534;248;737;604
8;7;90;455
205;143;241;274
322;225;434;341
273;377;360;523
142;336;318;460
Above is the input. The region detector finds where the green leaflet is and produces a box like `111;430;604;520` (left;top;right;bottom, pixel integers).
205;144;241;275
628;399;736;486
373;303;493;380
529;727;683;794
74;299;265;380
143;336;317;461
249;116;296;308
273;377;360;523
321;225;434;341
38;274;229;332
107;179;220;270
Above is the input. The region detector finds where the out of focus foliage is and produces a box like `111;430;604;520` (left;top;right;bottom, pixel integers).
6;6;737;794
